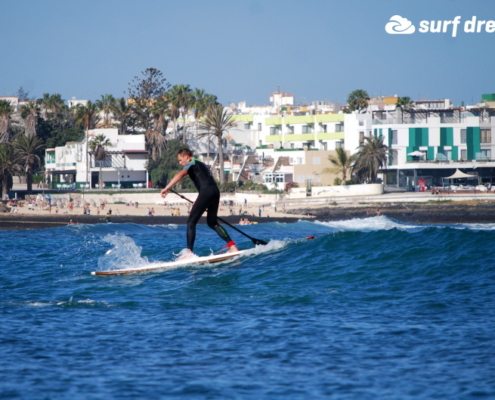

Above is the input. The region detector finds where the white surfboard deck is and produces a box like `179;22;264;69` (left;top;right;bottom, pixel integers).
91;250;245;276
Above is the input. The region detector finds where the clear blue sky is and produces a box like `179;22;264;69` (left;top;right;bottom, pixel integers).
1;0;494;107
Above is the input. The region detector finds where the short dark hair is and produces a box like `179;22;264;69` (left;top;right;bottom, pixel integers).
177;148;193;157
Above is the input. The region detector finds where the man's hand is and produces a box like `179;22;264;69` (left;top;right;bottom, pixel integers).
161;188;169;198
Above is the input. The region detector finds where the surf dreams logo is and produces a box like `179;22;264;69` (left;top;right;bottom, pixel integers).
385;15;495;37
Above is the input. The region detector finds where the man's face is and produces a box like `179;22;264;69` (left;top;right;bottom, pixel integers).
177;153;191;166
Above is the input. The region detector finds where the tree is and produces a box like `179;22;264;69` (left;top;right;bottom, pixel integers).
197;104;237;184
88;134;111;189
146;96;170;161
36;93;71;133
192;90;217;139
111;97;134;135
167;85;182;139
17;86;34;101
45;127;84;149
147;139;194;189
347;89;369;113
127;68;171;131
14;134;45;193
96;94;116;128
169;84;193;143
0;100;14;143
396;96;415;111
396;96;415;123
20;102;41;137
0;143;22;198
323;147;354;184
352;135;390;183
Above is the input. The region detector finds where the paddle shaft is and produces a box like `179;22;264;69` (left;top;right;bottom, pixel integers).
168;189;267;246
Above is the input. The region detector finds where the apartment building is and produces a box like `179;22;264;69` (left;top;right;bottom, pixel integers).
45;128;148;189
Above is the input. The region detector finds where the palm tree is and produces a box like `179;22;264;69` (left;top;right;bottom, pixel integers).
146;96;170;161
197;104;237;184
38;93;66;130
347;89;369;113
14;134;45;193
0;143;23;198
20;102;41;137
38;93;52;119
396;96;415;123
88;134;111;189
111;98;134;135
96;94;116;128
0;100;14;143
168;85;192;140
352;135;390;183
192;90;218;135
178;84;193;143
323;147;354;184
75;101;100;184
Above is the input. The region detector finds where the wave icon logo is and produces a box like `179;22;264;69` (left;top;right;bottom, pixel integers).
385;15;416;34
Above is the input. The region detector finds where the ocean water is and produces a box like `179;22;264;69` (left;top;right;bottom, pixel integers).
1;217;494;399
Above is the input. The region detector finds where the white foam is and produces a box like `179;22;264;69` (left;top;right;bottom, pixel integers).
98;233;149;271
314;215;423;232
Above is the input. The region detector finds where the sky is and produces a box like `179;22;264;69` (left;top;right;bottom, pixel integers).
1;0;495;107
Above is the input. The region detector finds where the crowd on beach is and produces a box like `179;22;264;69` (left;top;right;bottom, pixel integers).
1;192;312;222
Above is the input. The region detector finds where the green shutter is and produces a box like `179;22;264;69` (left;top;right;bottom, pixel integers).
440;127;453;146
467;127;480;161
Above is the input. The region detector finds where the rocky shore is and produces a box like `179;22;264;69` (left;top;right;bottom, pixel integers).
286;200;495;224
2;200;495;229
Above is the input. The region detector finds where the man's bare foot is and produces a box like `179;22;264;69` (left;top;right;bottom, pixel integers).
176;249;196;260
228;245;239;253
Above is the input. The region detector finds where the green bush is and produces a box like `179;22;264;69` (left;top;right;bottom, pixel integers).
218;181;237;193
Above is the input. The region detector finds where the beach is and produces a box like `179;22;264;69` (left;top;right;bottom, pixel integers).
3;190;495;229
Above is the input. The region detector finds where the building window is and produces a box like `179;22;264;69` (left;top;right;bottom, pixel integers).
460;129;467;144
480;129;491;143
270;126;281;135
481;149;491;160
359;132;365;144
391;130;398;145
460;149;467;160
335;123;343;132
244;122;251;129
336;141;344;149
264;173;284;183
287;125;294;134
302;125;313;133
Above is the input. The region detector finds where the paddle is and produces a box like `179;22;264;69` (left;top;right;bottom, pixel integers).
168;189;268;246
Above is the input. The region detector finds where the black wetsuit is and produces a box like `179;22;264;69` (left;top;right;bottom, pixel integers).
183;158;233;251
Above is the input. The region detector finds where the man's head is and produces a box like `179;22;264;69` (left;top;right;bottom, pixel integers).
177;148;193;166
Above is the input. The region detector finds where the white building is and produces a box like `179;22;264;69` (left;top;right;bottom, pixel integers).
45;128;148;189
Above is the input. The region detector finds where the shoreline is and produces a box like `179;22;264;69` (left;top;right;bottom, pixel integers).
3;199;495;229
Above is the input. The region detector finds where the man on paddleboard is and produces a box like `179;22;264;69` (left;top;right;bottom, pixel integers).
161;148;239;259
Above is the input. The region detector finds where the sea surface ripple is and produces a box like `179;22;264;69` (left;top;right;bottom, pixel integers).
1;216;494;399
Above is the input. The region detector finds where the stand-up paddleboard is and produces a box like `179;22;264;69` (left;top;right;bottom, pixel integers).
91;250;245;276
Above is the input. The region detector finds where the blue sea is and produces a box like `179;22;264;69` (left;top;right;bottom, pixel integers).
1;217;495;399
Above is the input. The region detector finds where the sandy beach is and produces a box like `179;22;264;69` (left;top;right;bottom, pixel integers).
3;189;495;229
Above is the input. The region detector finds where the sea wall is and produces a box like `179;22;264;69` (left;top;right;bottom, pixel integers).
47;184;383;205
311;183;383;197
